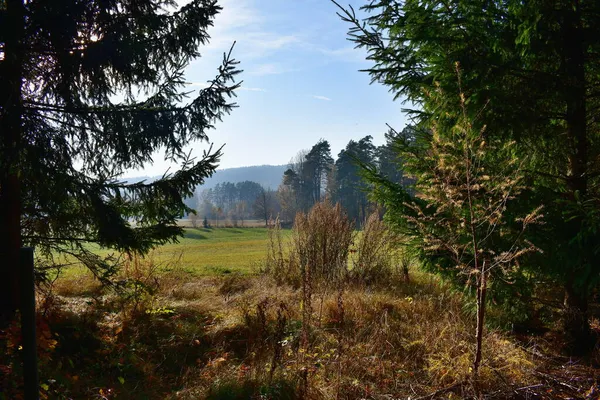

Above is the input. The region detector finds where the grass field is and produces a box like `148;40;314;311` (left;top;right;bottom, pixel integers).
59;227;291;277
154;227;289;275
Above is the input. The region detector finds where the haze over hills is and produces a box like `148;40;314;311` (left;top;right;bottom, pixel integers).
123;164;287;192
198;164;287;191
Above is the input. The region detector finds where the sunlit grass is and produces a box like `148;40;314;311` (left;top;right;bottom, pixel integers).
57;227;292;277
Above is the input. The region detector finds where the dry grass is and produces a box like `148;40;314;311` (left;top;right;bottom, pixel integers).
27;265;593;400
350;211;405;285
6;215;596;399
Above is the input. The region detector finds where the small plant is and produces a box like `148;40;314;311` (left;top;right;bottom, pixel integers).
219;273;251;300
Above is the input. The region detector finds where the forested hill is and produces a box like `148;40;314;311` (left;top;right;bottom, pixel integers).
200;164;286;190
123;164;286;191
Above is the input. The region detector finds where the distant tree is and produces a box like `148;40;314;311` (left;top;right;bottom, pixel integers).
325;164;338;201
304;139;334;203
0;0;240;320
215;206;223;227
235;201;247;226
236;181;264;206
334;136;376;225
203;216;210;229
277;183;298;223
280;141;334;212
189;212;199;229
282;150;312;212
228;208;239;227
253;187;276;227
197;189;216;219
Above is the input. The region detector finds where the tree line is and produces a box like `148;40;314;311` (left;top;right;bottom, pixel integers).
188;135;413;228
192;180;279;227
277;134;412;225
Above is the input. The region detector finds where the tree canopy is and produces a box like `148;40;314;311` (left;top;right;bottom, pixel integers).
0;0;240;318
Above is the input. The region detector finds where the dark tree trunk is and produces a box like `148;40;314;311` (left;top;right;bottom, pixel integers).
563;279;592;354
0;0;25;326
562;1;592;352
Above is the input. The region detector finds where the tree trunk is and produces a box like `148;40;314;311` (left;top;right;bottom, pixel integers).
0;0;25;327
563;278;592;354
473;266;487;376
562;1;591;352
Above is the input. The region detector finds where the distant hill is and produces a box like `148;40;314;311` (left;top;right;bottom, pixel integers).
199;164;286;191
122;164;286;192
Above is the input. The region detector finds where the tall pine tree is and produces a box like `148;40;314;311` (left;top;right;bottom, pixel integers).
0;0;240;321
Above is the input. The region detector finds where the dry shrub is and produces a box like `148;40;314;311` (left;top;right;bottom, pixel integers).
107;250;184;317
264;217;298;286
312;285;535;397
292;201;354;282
53;271;102;297
112;252;162;315
350;211;402;285
265;201;354;287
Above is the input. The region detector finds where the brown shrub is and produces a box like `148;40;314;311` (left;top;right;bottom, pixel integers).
292;201;354;282
350;211;402;285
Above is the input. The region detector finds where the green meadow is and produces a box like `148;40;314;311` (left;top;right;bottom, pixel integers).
59;227;292;277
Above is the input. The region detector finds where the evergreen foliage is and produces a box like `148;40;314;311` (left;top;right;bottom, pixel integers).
280;140;334;214
336;0;600;353
0;0;240;317
334;135;376;225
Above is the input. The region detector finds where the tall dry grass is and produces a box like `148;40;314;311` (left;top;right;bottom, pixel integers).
350;211;404;285
36;255;596;399
293;201;354;283
33;203;597;399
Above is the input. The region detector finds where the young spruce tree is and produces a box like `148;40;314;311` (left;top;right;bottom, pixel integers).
0;0;240;321
363;70;541;376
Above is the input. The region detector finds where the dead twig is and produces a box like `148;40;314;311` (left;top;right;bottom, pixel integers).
534;371;585;399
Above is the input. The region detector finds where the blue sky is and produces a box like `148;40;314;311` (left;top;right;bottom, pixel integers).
127;0;409;177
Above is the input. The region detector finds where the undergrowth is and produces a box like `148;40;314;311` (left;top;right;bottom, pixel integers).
1;208;598;399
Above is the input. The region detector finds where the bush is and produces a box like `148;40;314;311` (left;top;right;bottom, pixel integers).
292;201;354;283
350;211;404;285
265;202;354;287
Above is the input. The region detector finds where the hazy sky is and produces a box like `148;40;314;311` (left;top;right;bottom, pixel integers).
125;0;409;177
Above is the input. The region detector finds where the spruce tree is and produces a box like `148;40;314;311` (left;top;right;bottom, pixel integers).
0;0;240;321
363;71;541;375
336;0;600;352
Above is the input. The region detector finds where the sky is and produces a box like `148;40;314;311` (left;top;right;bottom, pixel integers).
126;0;409;177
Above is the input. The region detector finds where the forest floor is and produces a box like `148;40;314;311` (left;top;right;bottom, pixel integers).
1;228;599;399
